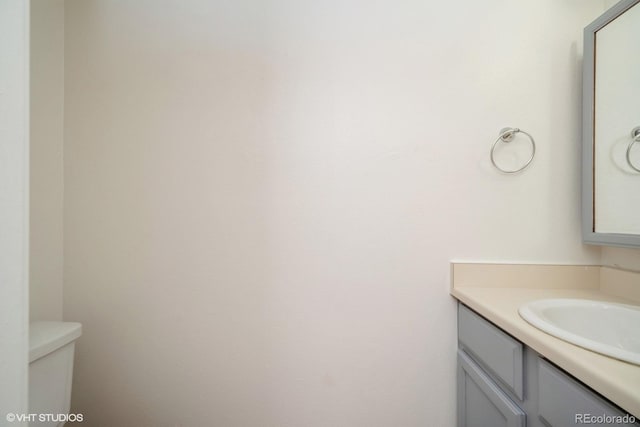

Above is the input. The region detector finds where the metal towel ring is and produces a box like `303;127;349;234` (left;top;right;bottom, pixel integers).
490;127;536;174
625;127;640;173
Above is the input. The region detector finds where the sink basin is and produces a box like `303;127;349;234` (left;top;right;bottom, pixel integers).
518;299;640;366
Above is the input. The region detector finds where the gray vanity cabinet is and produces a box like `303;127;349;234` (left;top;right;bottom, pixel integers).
457;303;639;427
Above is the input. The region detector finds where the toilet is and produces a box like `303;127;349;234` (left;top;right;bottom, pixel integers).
29;322;82;427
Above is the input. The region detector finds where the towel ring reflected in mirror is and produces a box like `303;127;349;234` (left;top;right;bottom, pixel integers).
625;127;640;173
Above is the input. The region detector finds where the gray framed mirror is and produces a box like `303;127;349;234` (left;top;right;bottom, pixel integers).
583;0;640;247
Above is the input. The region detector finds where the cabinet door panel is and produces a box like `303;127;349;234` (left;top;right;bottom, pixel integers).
538;359;638;427
458;350;526;427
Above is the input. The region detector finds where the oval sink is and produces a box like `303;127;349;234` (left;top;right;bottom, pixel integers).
518;299;640;366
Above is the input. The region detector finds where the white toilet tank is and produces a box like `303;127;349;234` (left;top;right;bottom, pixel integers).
29;322;82;427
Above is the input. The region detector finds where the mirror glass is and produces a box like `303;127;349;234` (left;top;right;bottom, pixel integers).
583;0;640;247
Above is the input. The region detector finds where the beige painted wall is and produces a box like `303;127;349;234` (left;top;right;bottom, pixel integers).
63;1;603;426
30;0;64;321
602;247;640;272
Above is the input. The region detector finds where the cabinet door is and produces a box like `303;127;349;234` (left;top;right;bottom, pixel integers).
538;359;639;427
458;350;526;427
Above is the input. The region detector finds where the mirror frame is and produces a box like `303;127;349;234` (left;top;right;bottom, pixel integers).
582;0;640;248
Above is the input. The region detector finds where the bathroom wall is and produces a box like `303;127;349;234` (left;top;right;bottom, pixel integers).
30;0;65;321
602;247;640;271
63;1;603;426
0;0;30;418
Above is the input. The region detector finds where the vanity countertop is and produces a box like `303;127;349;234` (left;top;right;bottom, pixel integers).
450;263;640;418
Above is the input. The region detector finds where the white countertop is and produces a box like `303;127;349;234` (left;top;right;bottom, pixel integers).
450;263;640;418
